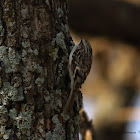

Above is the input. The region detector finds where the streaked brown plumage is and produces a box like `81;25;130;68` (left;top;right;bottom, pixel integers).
64;39;93;114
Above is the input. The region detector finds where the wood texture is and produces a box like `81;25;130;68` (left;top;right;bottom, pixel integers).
0;0;82;139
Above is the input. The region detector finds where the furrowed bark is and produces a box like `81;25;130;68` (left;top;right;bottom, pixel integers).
0;0;82;139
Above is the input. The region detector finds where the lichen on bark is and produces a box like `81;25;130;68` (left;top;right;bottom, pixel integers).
0;0;82;139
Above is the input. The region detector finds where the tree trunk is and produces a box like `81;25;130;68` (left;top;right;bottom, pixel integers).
0;0;82;139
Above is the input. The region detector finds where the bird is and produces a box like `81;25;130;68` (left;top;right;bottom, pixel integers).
63;39;93;114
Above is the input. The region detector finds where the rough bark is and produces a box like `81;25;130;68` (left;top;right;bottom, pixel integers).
0;0;82;139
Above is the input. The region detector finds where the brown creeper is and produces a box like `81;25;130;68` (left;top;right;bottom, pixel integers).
63;39;92;114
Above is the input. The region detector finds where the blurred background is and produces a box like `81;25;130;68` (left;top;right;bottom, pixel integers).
68;0;140;140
